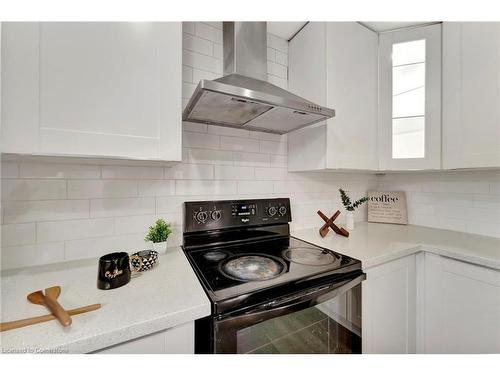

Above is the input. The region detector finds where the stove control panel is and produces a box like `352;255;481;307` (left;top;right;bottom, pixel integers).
184;198;291;233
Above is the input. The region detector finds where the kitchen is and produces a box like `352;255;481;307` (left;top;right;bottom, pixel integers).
0;1;499;369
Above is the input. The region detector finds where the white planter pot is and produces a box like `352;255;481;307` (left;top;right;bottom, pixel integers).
151;241;168;255
345;211;355;231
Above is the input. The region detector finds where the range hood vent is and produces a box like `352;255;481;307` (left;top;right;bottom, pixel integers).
182;22;335;134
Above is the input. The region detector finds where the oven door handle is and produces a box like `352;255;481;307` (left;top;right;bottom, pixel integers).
216;273;365;328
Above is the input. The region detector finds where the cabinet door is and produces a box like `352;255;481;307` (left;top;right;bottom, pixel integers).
378;24;442;170
325;22;378;170
362;255;416;353
423;253;500;353
288;22;378;171
1;22;182;161
95;321;194;354
288;22;328;171
442;22;500;169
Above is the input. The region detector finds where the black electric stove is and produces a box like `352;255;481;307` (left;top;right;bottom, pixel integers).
183;198;363;319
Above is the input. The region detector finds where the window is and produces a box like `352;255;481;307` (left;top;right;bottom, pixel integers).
378;24;441;170
392;39;426;159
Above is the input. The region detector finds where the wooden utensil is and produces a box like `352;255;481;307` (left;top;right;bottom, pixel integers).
319;210;341;237
27;287;72;327
0;304;101;332
317;210;350;237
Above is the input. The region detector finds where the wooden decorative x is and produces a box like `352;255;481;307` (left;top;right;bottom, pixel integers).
317;210;350;238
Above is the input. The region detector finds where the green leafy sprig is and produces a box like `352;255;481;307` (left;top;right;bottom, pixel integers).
339;188;368;212
145;219;172;243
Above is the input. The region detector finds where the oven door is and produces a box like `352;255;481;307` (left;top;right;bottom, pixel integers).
213;274;365;354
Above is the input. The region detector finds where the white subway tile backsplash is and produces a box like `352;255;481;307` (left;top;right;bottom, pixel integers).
220;136;260;152
2;242;65;269
233;152;270;167
276;50;288;66
267;74;288;90
215;165;255;180
208;125;250;138
260;140;287;155
67;180;138;199
183;32;213;56
182;65;194;82
182;82;197;99
192;68;221;82
267;33;288;53
101;166;163;179
195;23;223;44
2;179;67;201
165;163;214;180
176;180;238;195
267;61;287;78
1;223;36;246
183;122;208;133
182;22;195;35
37;218;114;242
182;49;222;74
115;213;182;235
267;47;276;62
19;163;100;179
3;200;89;223
186;148;233;165
213;43;223;59
270;154;287;168
64;234;146;261
90;197;155;218
255;167;288;181
1;162;19;178
183;131;220;149
237;180;274;194
138;180;176;197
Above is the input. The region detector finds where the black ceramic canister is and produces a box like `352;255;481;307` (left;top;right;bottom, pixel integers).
97;252;142;290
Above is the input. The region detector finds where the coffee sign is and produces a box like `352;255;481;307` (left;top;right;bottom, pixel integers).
367;191;408;225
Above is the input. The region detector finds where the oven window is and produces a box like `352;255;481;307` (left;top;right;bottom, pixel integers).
234;286;361;354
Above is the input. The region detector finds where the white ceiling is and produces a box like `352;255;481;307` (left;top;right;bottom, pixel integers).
359;22;432;32
267;22;307;40
267;22;434;40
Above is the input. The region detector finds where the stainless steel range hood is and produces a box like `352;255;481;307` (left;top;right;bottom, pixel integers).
182;22;335;134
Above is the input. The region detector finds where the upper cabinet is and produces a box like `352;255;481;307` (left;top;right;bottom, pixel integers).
1;22;182;161
442;22;500;169
378;24;442;171
288;22;378;171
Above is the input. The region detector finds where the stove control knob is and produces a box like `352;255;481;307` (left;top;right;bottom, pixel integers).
279;206;287;216
211;210;222;222
195;211;208;224
267;206;277;217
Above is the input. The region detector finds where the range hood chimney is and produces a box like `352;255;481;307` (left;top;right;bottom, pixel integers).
182;22;335;134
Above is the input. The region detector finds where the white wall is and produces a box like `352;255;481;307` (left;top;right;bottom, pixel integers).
2;23;497;271
377;170;500;238
0;23;377;270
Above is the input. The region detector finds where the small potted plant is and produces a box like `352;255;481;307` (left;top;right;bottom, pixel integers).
339;188;368;231
145;219;172;254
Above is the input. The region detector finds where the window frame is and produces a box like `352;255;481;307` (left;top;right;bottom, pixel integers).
378;24;442;170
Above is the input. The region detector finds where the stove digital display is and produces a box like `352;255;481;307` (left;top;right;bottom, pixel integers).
232;203;256;217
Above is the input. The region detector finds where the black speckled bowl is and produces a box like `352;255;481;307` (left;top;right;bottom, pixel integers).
131;250;159;272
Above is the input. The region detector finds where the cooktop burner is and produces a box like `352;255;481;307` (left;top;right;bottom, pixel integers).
220;254;286;281
282;247;339;266
204;251;228;262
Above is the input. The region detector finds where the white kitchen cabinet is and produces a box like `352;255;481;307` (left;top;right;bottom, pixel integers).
422;253;500;353
378;24;442;170
1;22;182;161
362;254;417;353
95;321;194;354
288;22;378;171
442;22;500;169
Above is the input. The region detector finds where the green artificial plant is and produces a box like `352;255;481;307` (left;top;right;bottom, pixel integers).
145;219;172;243
339;188;368;212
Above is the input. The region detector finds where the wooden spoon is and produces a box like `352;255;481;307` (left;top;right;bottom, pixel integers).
27;287;72;327
0;304;100;332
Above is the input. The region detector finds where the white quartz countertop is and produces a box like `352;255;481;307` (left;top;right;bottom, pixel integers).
292;222;500;270
0;247;211;353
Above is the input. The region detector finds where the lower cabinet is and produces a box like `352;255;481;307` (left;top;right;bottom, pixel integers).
362;255;416;354
362;252;500;354
423;254;500;353
95;321;194;354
